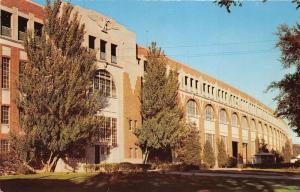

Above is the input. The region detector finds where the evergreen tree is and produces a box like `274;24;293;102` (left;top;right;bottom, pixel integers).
283;141;292;163
203;140;216;168
217;139;228;167
177;126;201;166
134;42;187;163
11;0;106;172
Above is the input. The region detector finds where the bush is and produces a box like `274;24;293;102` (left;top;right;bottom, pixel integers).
227;157;237;168
84;163;151;173
0;150;34;175
217;139;228;168
203;140;215;168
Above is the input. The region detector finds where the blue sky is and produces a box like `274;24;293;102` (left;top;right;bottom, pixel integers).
33;0;300;143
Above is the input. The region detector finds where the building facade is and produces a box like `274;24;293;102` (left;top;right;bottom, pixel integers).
0;0;291;165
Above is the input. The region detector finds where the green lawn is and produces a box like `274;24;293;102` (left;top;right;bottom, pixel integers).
0;172;300;192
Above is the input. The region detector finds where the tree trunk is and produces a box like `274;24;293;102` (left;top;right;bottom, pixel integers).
143;148;149;164
42;152;59;172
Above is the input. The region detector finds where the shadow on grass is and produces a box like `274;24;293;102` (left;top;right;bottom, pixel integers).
1;172;300;192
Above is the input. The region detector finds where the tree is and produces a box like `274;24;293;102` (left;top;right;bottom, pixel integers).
203;140;216;168
258;139;269;153
282;141;292;163
215;0;300;13
134;42;187;163
177;126;201;166
11;0;106;172
267;23;300;136
217;139;228;167
293;144;300;157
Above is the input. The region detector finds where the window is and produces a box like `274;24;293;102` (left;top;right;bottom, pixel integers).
111;44;117;63
144;61;148;72
129;148;134;158
242;116;248;129
185;76;188;86
0;140;9;154
1;10;11;37
219;109;227;124
190;78;193;87
231;113;238;127
18;16;28;41
212;87;214;95
19;61;26;80
88;35;96;49
205;105;214;121
2;57;9;89
34;22;43;37
98;116;117;146
207;85;210;94
251;119;255;130
100;40;106;60
94;70;116;97
186;100;197;118
195;80;198;89
203;83;206;92
1;106;9;124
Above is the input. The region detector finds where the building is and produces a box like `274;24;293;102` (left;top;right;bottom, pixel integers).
0;0;292;165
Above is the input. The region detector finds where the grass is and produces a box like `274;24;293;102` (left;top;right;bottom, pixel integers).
0;172;300;192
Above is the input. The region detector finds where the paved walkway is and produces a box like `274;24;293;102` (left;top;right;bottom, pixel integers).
167;171;300;180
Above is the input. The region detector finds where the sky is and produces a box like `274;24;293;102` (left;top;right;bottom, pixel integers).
33;0;300;143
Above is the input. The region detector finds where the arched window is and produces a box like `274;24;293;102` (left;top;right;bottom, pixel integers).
219;109;227;124
241;116;248;129
94;70;116;97
205;105;214;121
231;113;238;127
186;100;197;117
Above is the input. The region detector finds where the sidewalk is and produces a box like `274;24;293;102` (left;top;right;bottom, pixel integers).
167;170;300;180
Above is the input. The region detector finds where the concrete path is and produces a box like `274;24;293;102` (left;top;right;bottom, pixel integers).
167;171;300;180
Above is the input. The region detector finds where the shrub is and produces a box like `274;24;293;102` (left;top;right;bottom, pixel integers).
217;139;228;168
84;163;152;173
227;157;237;168
203;140;215;168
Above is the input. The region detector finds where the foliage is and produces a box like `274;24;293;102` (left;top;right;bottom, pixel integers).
12;0;106;172
270;149;284;164
177;126;201;166
217;139;228;167
0;150;34;175
203;140;216;168
258;139;269;153
282;141;292;163
293;144;300;157
266;23;300;136
215;0;299;13
134;42;187;163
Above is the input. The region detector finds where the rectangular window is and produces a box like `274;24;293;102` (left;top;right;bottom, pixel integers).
34;22;43;37
100;40;106;60
221;136;227;153
99;116;117;146
190;78;193;87
205;133;214;149
1;106;9;124
212;87;214;95
88;35;96;49
195;80;198;89
1;10;12;37
203;83;206;92
18;16;28;41
207;85;210;94
111;44;117;63
0;140;9;154
129;119;133;131
185;76;188;86
19;61;26;80
2;57;9;89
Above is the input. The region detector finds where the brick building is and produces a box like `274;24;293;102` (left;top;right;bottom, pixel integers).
0;0;291;165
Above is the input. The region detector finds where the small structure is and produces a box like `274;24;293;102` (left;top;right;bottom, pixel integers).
254;152;276;164
291;154;300;163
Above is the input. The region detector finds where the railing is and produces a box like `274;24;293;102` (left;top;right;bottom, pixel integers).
1;26;11;37
100;52;106;60
111;55;117;64
18;31;26;41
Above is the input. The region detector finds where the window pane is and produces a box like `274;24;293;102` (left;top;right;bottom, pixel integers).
1;106;9;124
2;57;9;89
